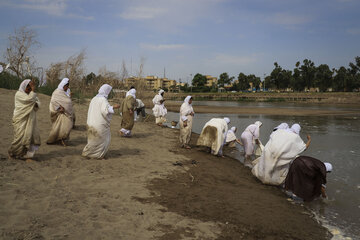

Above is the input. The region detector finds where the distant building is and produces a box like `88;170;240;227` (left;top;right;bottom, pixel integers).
205;75;218;87
125;75;177;91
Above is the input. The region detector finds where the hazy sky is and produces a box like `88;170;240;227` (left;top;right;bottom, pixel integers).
0;0;359;84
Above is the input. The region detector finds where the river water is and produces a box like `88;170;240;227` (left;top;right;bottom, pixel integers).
163;101;360;239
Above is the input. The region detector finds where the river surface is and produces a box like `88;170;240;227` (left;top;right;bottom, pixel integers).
163;101;360;239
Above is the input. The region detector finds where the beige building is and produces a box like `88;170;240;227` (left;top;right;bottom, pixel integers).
205;75;218;87
125;76;177;90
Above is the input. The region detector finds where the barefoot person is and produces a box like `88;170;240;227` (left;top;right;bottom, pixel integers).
240;121;263;162
119;88;136;137
8;79;41;160
47;78;74;146
152;89;167;126
252;123;311;185
82;84;120;159
197;117;230;156
179;96;195;149
285;156;332;202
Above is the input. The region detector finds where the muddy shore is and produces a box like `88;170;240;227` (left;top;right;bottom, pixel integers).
0;88;330;239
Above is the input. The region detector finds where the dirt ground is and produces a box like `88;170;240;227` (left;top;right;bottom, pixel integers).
0;88;330;239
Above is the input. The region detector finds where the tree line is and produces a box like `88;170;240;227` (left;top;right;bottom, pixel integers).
187;57;360;92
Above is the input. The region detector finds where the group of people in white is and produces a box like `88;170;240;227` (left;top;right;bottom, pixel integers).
8;79;332;202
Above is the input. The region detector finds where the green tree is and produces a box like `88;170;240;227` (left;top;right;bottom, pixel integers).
236;72;249;91
299;59;316;90
314;64;333;92
247;74;261;90
192;73;207;87
84;72;97;85
333;67;349;91
218;72;234;88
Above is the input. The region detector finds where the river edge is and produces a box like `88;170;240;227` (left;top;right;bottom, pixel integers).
0;88;331;239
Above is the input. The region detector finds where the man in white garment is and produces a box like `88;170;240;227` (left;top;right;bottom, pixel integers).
152;89;167;126
197;117;230;157
8;79;41;160
252;124;311;185
82;84;120;159
47;78;74;146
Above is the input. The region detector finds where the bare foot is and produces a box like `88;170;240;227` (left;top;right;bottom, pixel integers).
61;139;67;147
185;145;191;149
25;159;34;163
118;130;124;137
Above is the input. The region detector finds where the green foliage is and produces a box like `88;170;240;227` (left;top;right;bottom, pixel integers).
218;72;234;88
192;73;207;87
0;72;23;90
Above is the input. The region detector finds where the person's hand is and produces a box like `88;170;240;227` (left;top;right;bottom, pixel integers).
59;106;65;113
190;112;194;116
307;135;311;141
29;81;36;91
129;109;134;114
113;104;120;109
255;139;260;145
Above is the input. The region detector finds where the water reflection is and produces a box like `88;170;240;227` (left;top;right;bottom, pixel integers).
163;101;360;239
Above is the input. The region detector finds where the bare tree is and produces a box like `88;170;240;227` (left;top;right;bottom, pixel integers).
119;60;129;83
2;26;40;78
45;49;86;88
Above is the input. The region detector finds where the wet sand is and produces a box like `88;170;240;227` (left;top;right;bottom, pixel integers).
0;88;330;239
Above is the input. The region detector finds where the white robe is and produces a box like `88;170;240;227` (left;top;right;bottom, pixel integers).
241;124;260;156
152;94;167;118
8;91;41;158
197;118;228;155
82;96;114;159
47;88;74;143
251;129;307;185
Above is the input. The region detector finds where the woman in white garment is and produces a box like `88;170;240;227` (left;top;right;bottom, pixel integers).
252;123;311;186
197;117;230;156
240;121;263;161
225;127;242;147
82;84;120;159
47;78;74;146
152;89;167;126
179;96;195;149
119;88;136;137
8;79;41;160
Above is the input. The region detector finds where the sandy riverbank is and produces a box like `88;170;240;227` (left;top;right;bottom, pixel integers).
0;88;330;239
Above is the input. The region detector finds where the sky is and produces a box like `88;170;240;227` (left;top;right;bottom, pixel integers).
0;0;359;84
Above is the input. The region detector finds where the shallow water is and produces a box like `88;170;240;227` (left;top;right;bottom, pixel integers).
164;101;360;239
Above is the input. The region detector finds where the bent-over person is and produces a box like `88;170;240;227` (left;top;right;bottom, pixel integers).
8;79;41;160
47;78;74;146
119;88;136;137
82;84;120;159
152;89;167;126
197;117;230;156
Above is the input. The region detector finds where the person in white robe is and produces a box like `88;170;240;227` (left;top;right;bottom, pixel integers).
225;127;242;147
240;121;263;159
82;84;120;159
152;89;167;126
197;117;230;156
47;78;74;145
8;79;41;159
179;96;195;149
251;124;311;186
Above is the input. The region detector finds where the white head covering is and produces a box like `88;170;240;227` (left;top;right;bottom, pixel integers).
224;117;230;124
58;78;69;90
290;124;301;135
127;88;136;99
274;123;289;131
181;116;188;122
97;84;112;98
159;89;165;95
324;162;333;172
255;121;263;127
230;126;237;132
19;79;31;93
184;95;192;104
